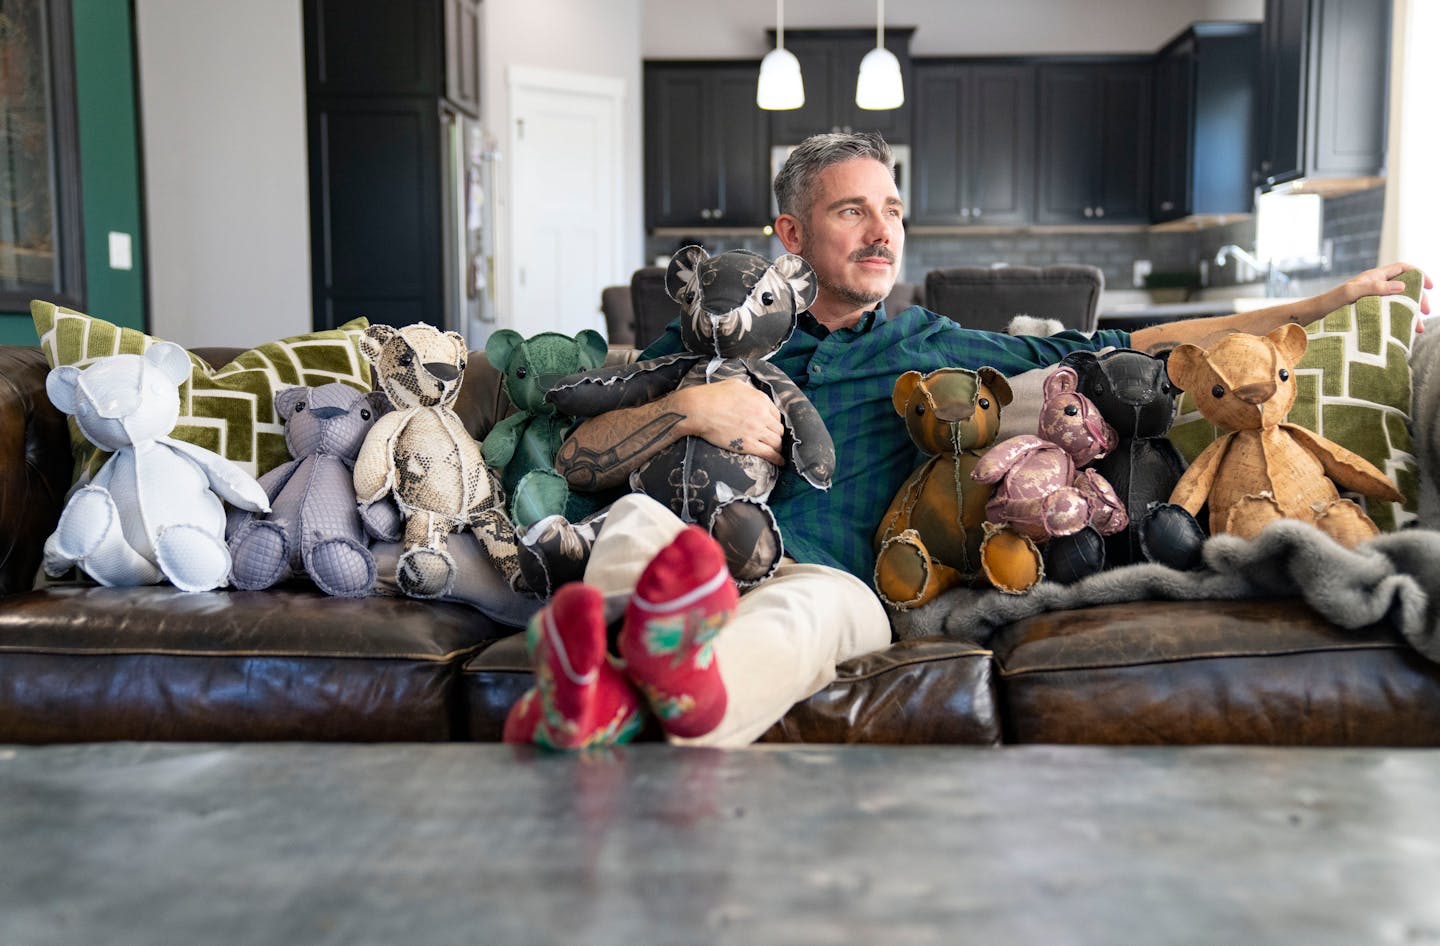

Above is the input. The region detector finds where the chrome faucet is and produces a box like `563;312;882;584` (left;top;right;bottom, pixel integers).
1215;244;1291;297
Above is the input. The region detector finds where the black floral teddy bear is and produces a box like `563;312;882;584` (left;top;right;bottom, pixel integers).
542;246;835;587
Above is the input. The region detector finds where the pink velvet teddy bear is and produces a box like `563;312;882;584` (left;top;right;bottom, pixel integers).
971;365;1128;591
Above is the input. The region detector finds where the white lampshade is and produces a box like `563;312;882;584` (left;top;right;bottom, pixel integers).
757;47;805;110
855;46;904;110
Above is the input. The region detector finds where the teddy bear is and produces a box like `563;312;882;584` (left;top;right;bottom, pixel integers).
481;328;612;530
353;322;520;598
1051;348;1206;579
543;246;834;586
226;382;395;597
42;343;271;591
1165;323;1404;547
970;365;1128;592
873;365;1032;609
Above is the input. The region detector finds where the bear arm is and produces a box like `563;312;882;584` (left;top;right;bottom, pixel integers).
972;436;1047;484
546;353;698;417
1168;435;1231;514
161;437;269;512
1281;424;1405;502
749;362;836;489
354;412;406;502
481;413;527;469
225;460;298;539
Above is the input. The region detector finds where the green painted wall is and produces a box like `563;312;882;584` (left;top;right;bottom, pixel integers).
0;0;145;346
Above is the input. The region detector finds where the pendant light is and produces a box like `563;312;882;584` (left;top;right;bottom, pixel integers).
757;0;804;110
855;0;904;110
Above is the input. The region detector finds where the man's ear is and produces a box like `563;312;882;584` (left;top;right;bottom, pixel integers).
774;213;804;255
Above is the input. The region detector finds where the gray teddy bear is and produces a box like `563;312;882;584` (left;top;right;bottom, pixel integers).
227;382;396;596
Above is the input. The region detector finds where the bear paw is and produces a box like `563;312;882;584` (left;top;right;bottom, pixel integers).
228;520;291;590
306;537;378;597
397;547;456;599
155;524;232;592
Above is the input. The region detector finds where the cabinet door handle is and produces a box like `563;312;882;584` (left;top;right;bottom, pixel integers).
972;208;982;219
1161;200;1174;211
701;208;713;220
1083;206;1094;218
1261;159;1272;171
961;207;970;218
714;208;724;220
1095;206;1105;218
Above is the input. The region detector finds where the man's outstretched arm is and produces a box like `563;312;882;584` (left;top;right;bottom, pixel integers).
1130;262;1433;354
554;378;789;491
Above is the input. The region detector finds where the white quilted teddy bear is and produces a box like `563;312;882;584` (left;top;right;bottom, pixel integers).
43;342;271;591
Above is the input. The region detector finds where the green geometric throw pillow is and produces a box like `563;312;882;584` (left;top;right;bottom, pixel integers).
31;300;373;483
1168;275;1423;532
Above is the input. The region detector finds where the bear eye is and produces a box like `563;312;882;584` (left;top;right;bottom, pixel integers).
978;397;991;410
295;401;306;413
683;291;696;304
915;403;926;416
516;366;528;380
1091;384;1105;396
1160;381;1174;395
1278;368;1290;382
761;291;775;306
1212;384;1226;398
459;359;467;372
398;350;414;367
1064;404;1078;416
360;408;372;421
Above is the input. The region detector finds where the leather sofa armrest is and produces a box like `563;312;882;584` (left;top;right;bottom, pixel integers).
0;346;73;596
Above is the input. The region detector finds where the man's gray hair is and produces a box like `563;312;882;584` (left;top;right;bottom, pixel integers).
773;131;896;223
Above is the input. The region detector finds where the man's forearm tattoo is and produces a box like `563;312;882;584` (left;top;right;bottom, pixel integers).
557;412;687;489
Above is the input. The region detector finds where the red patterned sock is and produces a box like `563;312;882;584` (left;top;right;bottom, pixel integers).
619;526;739;739
503;582;645;750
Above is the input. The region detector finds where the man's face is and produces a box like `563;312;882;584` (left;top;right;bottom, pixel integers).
794;157;905;312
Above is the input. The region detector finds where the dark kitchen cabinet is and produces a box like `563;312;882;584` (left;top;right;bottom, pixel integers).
304;0;477;331
911;62;1035;225
1256;0;1390;189
768;29;914;144
1036;61;1152;224
1151;23;1260;222
644;62;770;229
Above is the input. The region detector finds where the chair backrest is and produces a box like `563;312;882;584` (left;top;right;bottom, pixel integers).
883;281;925;314
923;265;1104;334
600;285;634;347
630;266;681;350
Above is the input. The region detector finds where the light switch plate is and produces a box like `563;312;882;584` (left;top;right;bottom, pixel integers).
108;232;133;271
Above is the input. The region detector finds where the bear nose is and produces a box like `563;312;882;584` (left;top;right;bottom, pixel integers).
310;406;345;419
1233;381;1275;404
425;362;459;383
934;401;975;423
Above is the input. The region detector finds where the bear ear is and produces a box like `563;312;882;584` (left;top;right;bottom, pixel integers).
360;324;397;365
485;329;523;371
145;341;193;386
977;366;1014;407
575;329;609;369
666;245;709;303
46;365;82;415
1043;365;1079;401
444;330;467;361
1165;344;1208;393
773;254;819;313
366;390;392;416
273;386;307;419
1269;322;1308;366
891;370;923;416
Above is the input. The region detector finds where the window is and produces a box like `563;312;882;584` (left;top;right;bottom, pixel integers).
0;0;83;311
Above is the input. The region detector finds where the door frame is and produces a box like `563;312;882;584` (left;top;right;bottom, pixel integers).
503;65;626;334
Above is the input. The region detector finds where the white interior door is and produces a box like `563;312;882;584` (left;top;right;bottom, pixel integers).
507;68;624;338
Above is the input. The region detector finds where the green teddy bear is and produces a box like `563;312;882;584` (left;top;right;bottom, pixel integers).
482;328;611;530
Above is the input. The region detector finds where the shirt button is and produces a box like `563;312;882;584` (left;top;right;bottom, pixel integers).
810;365;822;374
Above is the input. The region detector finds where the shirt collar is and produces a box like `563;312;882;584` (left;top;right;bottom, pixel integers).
798;302;888;339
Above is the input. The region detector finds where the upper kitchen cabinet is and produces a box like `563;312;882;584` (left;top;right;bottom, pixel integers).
911;62;1035;226
305;0;478;331
768;29;914;144
645;62;770;229
1036;61;1152;224
1151;23;1260;222
1256;0;1390;189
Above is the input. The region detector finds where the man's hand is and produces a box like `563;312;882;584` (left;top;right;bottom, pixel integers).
1335;262;1432;318
676;378;787;466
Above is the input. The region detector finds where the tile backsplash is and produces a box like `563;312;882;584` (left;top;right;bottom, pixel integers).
643;185;1386;302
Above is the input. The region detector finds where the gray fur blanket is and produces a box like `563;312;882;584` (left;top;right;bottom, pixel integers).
891;522;1440;663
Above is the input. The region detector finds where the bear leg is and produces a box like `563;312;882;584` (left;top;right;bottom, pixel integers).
874;529;961;610
155;524;233;592
1313;498;1381;548
305;536;378;597
46;486;164;586
228;519;292;590
708;498;782;587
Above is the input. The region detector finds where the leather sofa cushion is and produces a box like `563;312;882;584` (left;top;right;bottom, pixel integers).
461;634;1001;745
0;584;509;743
994;599;1440;745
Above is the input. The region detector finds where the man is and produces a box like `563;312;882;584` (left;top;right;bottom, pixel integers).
532;131;1430;749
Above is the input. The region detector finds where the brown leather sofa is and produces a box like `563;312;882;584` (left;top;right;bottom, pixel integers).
5;343;1440;746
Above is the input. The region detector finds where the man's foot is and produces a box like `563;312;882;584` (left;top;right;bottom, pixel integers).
619;526;738;739
503;582;644;749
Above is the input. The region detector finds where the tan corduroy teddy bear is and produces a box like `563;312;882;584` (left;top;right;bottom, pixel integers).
1166;323;1404;548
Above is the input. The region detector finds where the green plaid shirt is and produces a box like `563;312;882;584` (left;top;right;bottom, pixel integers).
642;305;1130;581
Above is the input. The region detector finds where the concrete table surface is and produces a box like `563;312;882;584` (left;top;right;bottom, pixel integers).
3;743;1440;945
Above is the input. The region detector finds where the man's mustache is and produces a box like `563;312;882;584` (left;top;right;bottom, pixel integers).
851;246;895;263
